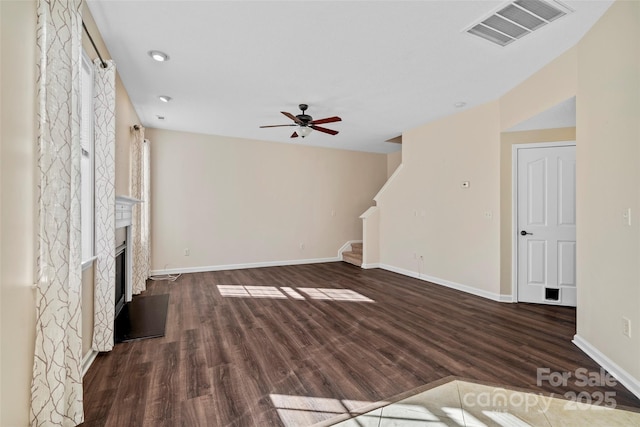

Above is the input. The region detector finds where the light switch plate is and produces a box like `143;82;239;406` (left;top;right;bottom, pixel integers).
623;208;631;226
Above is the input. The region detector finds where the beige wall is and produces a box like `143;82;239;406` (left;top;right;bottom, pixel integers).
81;267;95;357
386;150;402;179
499;127;576;295
500;47;577;131
376;0;639;392
147;128;388;272
1;2;38;425
377;39;577;298
377;102;502;296
495;38;578;297
0;3;140;424
575;0;640;381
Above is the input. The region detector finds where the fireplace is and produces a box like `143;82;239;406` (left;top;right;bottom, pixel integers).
115;196;140;312
115;244;126;317
114;195;167;343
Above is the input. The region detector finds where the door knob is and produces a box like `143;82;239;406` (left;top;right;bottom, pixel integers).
520;230;533;236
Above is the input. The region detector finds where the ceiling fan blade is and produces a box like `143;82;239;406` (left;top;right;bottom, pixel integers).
310;116;342;125
310;125;339;136
281;111;303;125
291;132;299;138
260;124;296;128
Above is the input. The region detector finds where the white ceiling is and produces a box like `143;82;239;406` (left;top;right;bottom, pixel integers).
507;96;576;132
87;1;612;153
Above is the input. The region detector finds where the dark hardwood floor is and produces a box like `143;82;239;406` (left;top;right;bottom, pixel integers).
82;262;640;426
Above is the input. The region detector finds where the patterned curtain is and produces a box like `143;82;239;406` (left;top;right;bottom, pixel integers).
131;128;151;294
31;0;84;425
92;58;116;352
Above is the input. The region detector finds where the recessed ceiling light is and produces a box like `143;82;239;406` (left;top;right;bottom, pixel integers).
148;50;169;62
454;102;467;108
158;95;172;103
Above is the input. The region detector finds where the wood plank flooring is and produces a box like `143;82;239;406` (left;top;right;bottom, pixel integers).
81;262;640;426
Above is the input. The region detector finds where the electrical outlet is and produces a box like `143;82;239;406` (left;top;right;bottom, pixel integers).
484;211;493;219
299;243;304;250
184;248;190;256
623;317;631;337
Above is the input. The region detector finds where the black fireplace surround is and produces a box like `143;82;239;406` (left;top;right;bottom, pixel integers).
115;244;126;318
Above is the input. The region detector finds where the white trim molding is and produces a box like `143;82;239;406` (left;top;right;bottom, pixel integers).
379;264;512;302
337;240;362;258
115;195;142;303
114;195;141;229
374;164;403;203
379;263;420;279
359;206;378;219
361;263;380;270
150;257;341;276
81;255;98;271
573;334;640;400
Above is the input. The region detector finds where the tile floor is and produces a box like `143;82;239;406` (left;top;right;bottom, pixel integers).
324;380;640;427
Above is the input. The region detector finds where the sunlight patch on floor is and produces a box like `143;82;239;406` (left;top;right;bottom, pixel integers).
217;285;375;302
281;286;306;300
217;285;287;298
297;288;375;302
269;394;384;427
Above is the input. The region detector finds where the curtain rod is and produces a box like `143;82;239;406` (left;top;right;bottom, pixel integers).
82;21;107;68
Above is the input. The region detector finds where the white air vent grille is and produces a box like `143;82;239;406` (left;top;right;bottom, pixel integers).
466;0;571;46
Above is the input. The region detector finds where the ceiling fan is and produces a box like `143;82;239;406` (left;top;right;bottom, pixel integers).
260;104;341;138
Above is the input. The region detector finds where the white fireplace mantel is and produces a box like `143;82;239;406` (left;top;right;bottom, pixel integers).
115;195;141;229
115;195;141;302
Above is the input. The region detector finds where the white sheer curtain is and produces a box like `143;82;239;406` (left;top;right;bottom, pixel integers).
92;58;117;352
131;128;151;294
31;0;84;425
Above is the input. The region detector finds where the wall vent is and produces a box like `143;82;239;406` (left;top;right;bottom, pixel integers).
466;0;571;47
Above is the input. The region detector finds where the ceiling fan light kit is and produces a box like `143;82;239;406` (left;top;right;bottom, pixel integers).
260;104;341;139
298;126;312;138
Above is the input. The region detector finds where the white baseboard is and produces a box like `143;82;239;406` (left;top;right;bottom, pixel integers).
379;263;420;279
150;256;340;276
82;349;98;377
361;263;380;269
499;294;516;303
378;264;511;302
572;334;640;400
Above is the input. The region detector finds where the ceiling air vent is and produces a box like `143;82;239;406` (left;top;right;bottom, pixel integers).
466;0;571;47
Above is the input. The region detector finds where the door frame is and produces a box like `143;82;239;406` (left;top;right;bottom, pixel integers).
511;141;577;302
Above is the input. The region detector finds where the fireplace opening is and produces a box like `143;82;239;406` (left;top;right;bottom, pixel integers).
115;244;126;318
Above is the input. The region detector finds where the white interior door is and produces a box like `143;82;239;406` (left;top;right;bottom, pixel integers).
517;144;576;306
